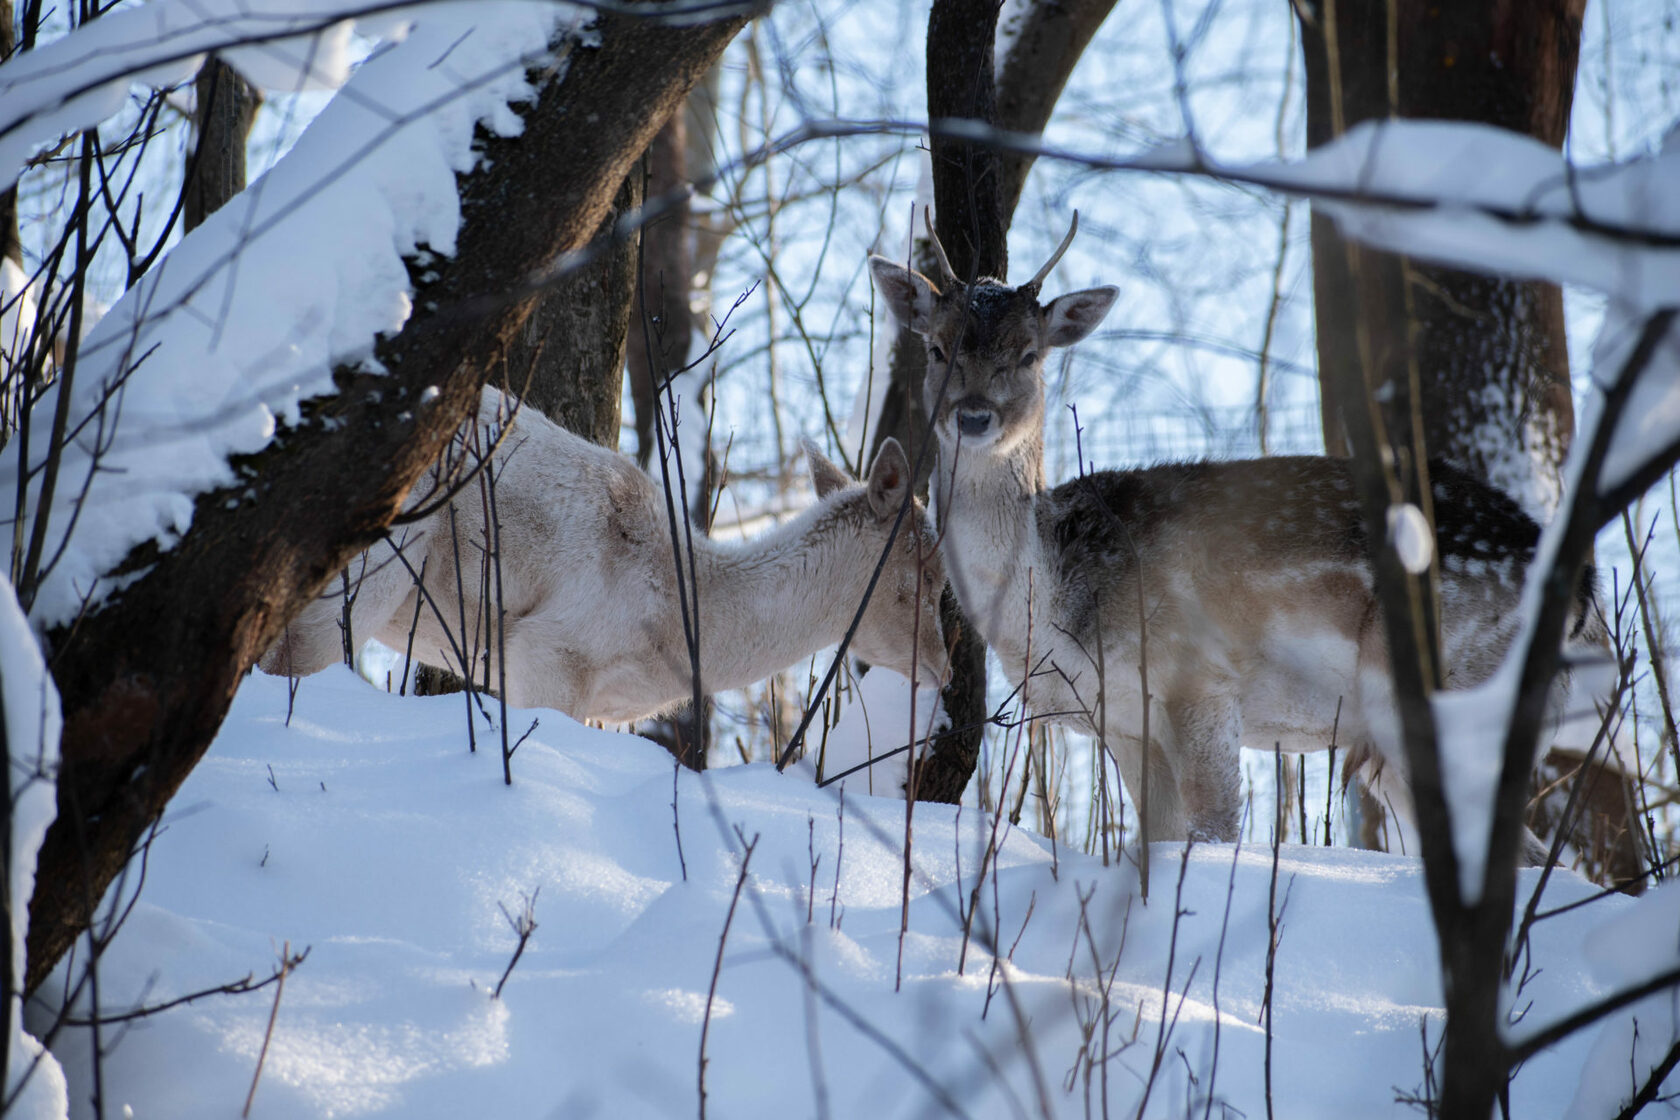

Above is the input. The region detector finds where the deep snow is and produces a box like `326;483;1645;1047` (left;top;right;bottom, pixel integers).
24;667;1669;1119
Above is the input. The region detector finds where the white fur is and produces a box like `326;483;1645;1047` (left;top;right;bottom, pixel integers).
261;388;948;722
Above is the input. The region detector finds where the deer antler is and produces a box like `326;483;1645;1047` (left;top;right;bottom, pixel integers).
1022;210;1079;292
922;206;958;288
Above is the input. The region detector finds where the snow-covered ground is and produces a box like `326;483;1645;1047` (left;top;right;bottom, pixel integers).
26;667;1667;1118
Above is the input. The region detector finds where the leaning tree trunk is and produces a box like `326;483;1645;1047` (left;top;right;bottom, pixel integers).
182;58;261;234
1297;4;1602;1118
508;171;641;446
25;6;748;995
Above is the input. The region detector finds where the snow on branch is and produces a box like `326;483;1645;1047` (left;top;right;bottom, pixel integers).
0;2;581;627
1250;119;1680;312
0;0;384;189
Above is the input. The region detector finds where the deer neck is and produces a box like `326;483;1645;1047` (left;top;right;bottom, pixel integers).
690;502;876;692
932;429;1047;652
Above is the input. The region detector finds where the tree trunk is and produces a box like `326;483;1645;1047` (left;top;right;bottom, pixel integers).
183;58;260;234
25;7;747;995
509;169;642;447
627;112;694;468
882;0;1010;806
1303;0;1583;514
927;0;1008;283
0;0;17;268
993;0;1118;219
878;0;1115;804
1298;4;1596;1117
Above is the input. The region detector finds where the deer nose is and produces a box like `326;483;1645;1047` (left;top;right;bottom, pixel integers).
957;409;992;438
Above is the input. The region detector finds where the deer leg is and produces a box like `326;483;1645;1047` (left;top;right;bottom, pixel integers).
259;532;427;677
1166;693;1243;843
1103;730;1187;844
496;619;591;719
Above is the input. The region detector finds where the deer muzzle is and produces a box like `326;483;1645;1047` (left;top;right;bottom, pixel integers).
956;407;993;439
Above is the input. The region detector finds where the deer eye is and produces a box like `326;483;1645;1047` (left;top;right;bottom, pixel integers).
1018;351;1039;369
929;344;947;364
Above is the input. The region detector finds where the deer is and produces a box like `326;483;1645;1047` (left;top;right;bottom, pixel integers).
260;386;950;724
868;213;1616;854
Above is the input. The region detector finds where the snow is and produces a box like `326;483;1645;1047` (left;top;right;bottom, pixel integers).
792;668;946;799
0;0;367;191
1594;301;1680;503
35;668;1646;1118
1431;666;1519;905
1244;119;1680;313
1386;502;1433;575
1561;881;1680;1119
0;577;68;1117
0;1;576;627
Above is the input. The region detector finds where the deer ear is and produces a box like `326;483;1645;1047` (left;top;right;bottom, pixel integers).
869;256;939;335
1045;286;1118;347
866;437;911;521
804;438;852;499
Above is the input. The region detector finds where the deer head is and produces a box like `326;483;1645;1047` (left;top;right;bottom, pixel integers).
868;212;1118;459
807;436;950;687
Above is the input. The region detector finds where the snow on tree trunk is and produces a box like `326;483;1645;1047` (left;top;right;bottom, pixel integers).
1301;0;1583;518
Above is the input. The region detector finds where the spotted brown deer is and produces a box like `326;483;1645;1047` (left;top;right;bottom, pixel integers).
869;215;1614;851
261;387;949;722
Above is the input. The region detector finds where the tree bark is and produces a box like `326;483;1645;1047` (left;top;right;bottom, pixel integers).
927;0;1008;283
627;112;694;468
878;0;1116;804
183;57;261;234
994;0;1118;219
1302;0;1583;514
509;168;642;446
1298;4;1598;1117
26;7;746;995
0;0;18;268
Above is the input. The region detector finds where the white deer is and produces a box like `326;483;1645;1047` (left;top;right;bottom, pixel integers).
261;387;949;723
869;214;1612;849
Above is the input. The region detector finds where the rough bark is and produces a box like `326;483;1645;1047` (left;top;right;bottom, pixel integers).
927;0;1009;282
510;168;642;446
183;57;261;234
1;0;17;268
627;112;694;468
1303;0;1583;514
26;7;747;995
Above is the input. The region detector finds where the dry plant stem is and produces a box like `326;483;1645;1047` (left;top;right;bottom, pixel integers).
1262;744;1294;1120
1509;660;1631;978
762;929;972;1119
242;939;294;1119
799;924;832;1120
1621;510;1680;762
1611;1038;1680;1120
492;890;538;999
700;834;757;1120
399;551;428;694
16;135;94;609
485;455;511;784
1202;829;1244;1120
448;504;477;754
829;787;845;930
1135;842;1199;1120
